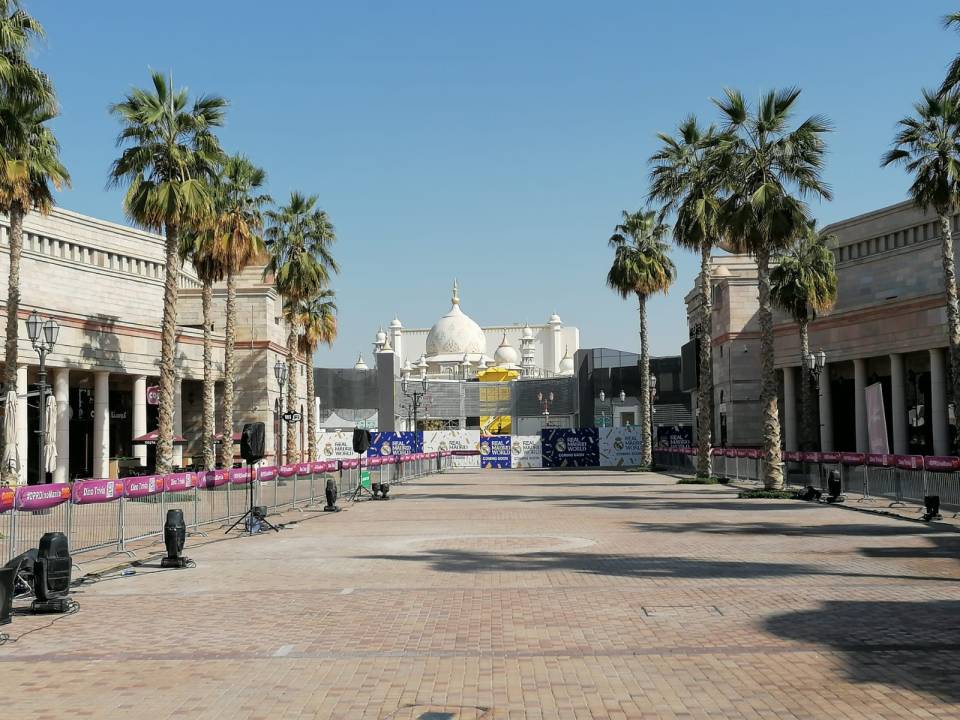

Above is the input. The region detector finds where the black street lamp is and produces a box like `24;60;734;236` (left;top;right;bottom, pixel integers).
26;311;59;484
538;391;554;427
649;374;657;445
805;349;827;447
401;374;428;431
274;358;287;463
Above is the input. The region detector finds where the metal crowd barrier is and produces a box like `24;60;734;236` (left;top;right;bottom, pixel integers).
0;451;451;563
655;446;960;512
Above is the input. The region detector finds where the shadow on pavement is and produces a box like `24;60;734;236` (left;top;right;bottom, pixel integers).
630;521;952;538
764;600;960;702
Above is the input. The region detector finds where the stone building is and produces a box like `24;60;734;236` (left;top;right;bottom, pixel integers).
0;207;308;484
684;199;957;455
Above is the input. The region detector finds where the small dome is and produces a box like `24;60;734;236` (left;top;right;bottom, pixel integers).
354;354;369;370
522;325;534;340
494;334;521;366
425;281;487;357
548;313;562;325
389;316;403;329
375;327;387;343
558;348;574;376
712;265;731;278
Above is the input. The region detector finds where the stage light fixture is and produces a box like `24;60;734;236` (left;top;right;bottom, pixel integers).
923;495;942;522
799;486;822;502
379;482;391;500
31;532;73;613
324;476;340;512
825;470;844;503
0;568;14;626
371;481;381;499
161;509;191;568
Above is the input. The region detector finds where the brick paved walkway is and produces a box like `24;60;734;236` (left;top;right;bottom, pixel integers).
2;470;959;719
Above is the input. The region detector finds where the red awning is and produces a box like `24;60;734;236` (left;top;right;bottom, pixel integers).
132;430;187;445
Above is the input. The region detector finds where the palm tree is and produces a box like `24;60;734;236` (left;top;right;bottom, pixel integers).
606;209;676;467
0;1;51;108
209;155;269;468
109;71;226;474
882;89;960;453
770;221;838;450
266;193;338;464
0;100;69;485
179;227;223;471
715;87;832;490
288;291;337;461
940;13;960;95
649;116;728;478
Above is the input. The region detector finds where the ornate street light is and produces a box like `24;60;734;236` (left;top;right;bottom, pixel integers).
401;374;429;431
274;359;288;463
26;312;59;483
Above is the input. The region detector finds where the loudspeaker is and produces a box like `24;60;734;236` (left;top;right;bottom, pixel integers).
0;567;14;625
240;422;266;462
352;428;371;454
34;532;71;602
161;509;189;568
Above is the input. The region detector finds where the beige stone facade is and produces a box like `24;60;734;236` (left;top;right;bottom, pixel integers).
686;199;956;455
0;207;308;484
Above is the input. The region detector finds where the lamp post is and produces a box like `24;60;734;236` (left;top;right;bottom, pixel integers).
538;391;554;428
401;374;429;431
648;374;657;446
805;349;827;447
274;358;287;464
26;312;59;484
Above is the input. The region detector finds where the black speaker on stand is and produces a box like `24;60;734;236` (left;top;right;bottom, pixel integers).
226;422;279;535
351;429;374;501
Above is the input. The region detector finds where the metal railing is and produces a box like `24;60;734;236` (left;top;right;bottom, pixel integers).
0;452;454;563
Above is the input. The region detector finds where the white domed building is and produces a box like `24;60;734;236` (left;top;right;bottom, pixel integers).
370;281;579;379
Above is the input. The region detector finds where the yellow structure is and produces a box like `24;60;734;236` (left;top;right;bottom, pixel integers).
478;367;519;435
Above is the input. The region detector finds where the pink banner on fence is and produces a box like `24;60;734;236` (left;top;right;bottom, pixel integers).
198;469;229;489
342;459;357;469
278;465;297;478
783;451;799;462
724;448;736;458
165;472;197;492
865;453;890;467
124;475;164;498
15;483;71;511
893;454;924;471
257;466;278;482
820;452;841;463
925;456;960;472
747;449;761;459
840;452;865;466
229;467;251;484
296;463;312;476
0;486;14;513
72;479;124;504
310;461;325;474
735;448;749;458
801;452;821;463
369;456;382;467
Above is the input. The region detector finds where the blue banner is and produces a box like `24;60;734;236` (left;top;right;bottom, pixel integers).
540;428;599;467
480;435;511;468
368;431;423;457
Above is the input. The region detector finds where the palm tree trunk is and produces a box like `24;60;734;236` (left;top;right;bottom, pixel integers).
156;224;180;475
798;319;812;451
638;293;651;467
286;328;299;464
756;247;784;490
221;269;236;469
305;349;316;461
696;243;713;479
201;279;215;471
939;214;960;455
1;206;24;485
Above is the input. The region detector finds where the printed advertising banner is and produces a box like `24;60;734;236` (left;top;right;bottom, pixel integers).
318;430;357;461
511;435;542;468
16;483;72;511
72;479;124;505
368;431;423;457
657;426;693;448
599;427;642;467
423;430;480;468
541;428;599;468
480;435;511;468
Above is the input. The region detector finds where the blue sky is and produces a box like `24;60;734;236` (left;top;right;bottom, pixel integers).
34;1;958;365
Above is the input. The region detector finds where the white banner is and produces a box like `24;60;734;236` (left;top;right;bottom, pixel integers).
317;430;357;460
510;435;542;468
423;430;481;468
599;426;642;467
865;382;890;454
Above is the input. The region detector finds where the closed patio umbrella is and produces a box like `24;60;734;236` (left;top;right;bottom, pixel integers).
2;390;19;477
43;394;57;475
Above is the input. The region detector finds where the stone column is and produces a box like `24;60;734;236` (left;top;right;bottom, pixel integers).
854;358;868;453
889;353;908;455
93;371;110;478
819;364;833;452
16;365;28;484
173;375;184;467
53;368;70;482
783;367;797;451
132;375;147;467
930;348;949;456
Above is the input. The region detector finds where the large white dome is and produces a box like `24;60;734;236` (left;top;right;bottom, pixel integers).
425;282;487;357
493;333;521;366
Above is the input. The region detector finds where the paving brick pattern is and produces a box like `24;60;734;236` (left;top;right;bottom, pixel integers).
2;470;960;719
